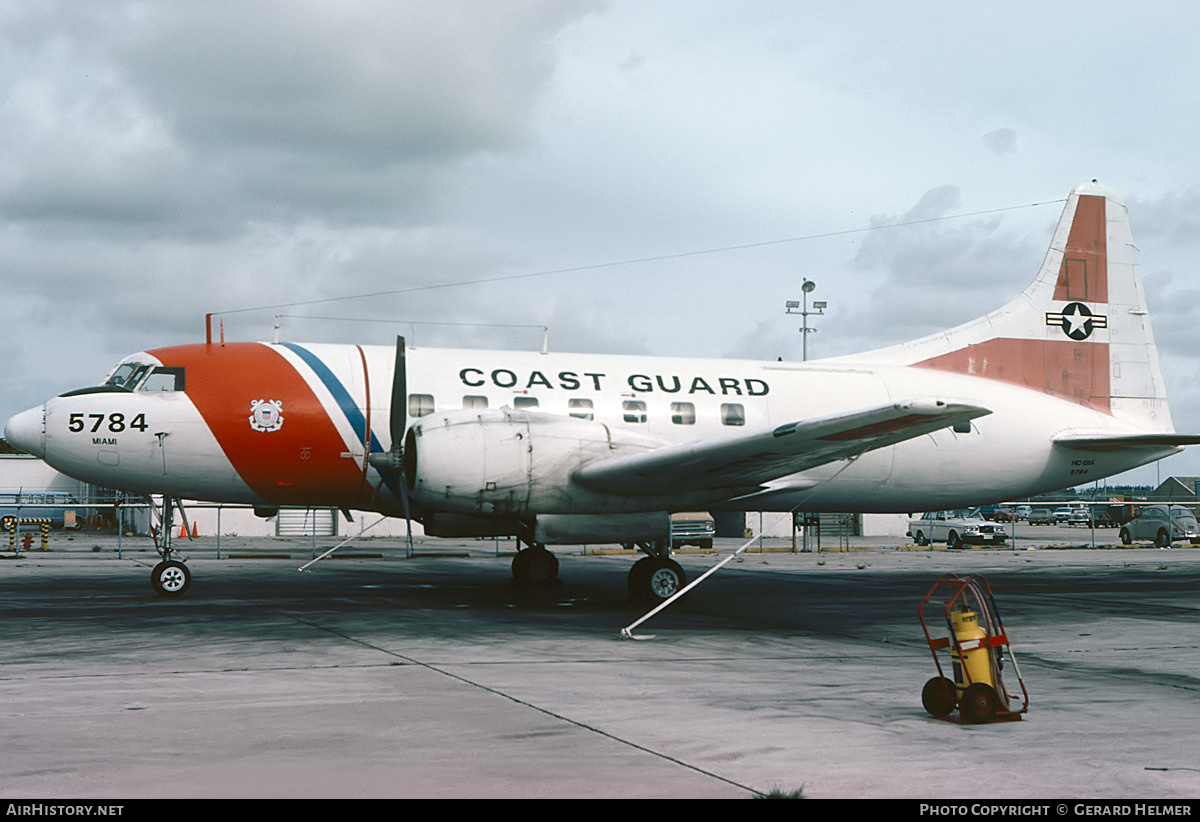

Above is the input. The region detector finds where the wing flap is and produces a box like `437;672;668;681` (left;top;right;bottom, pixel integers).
574;399;990;495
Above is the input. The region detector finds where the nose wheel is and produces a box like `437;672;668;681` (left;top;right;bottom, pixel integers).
148;495;191;597
151;560;191;596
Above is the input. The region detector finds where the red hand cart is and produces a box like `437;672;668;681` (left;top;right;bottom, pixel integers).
918;573;1029;723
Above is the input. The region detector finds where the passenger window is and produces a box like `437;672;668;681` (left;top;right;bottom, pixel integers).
721;403;745;426
408;394;435;417
140;366;186;392
514;396;539;410
623;400;647;423
463;395;488;409
569;399;594;420
671;402;696;425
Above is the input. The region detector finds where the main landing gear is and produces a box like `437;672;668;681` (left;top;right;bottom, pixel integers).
508;537;687;604
627;539;687;604
511;542;560;587
149;495;191;597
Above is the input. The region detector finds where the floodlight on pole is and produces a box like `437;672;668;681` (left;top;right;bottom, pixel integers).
785;279;826;361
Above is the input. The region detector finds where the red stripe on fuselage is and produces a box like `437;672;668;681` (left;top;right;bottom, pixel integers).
916;338;1110;414
149;342;371;506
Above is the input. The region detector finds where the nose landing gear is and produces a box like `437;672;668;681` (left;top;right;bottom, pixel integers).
148;495;192;597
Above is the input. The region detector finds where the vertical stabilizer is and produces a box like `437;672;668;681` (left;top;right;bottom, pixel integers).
844;182;1172;431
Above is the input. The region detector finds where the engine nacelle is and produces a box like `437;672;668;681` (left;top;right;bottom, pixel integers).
404;408;663;516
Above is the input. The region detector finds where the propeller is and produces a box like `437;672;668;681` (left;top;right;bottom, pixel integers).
368;336;414;555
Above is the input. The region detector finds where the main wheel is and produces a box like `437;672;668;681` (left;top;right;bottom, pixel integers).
921;676;957;717
958;682;999;724
151;560;191;597
628;557;687;603
512;546;559;586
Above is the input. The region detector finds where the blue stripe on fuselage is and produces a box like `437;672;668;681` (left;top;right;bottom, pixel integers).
279;342;383;455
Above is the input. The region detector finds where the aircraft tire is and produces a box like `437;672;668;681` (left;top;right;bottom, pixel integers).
627;557;652;597
958;683;999;724
629;557;687;603
151;560;191;597
512;546;559;586
921;676;957;717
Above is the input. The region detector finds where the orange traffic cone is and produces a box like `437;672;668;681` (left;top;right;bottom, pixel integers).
191;523;199;538
179;524;188;538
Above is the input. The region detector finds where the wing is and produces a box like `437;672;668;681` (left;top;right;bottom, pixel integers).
573;399;990;495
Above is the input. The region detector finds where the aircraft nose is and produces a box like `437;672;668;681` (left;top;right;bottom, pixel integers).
4;405;46;459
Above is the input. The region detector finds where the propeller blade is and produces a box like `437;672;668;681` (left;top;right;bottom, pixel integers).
390;335;406;454
400;473;413;558
368;335;408;473
388;335;414;555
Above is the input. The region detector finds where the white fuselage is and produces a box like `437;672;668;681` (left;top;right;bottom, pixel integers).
7;340;1173;521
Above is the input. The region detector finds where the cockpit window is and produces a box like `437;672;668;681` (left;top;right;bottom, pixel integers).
139;366;185;392
104;362;151;390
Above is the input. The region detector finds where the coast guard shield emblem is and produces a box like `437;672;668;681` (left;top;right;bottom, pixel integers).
249;399;284;432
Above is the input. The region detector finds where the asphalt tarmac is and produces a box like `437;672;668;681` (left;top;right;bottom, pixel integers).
1;534;1198;799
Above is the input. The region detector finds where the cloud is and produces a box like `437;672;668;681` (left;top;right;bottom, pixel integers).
4;2;605;237
981;128;1017;155
832;185;1041;352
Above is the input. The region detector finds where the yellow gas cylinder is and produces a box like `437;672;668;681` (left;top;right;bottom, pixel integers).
950;609;994;692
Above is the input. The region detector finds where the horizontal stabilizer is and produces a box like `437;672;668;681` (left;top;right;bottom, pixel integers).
1054;433;1200;452
574;399;990;495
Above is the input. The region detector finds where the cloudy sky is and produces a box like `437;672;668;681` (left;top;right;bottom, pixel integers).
4;1;1200;486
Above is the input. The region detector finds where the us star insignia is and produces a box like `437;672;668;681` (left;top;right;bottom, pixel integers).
1046;302;1108;341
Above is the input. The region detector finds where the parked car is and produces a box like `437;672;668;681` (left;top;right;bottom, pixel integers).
1066;507;1116;527
1118;505;1200;547
907;510;1007;548
1014;505;1033;521
1053;507;1081;523
1027;509;1055;525
979;505;1014;522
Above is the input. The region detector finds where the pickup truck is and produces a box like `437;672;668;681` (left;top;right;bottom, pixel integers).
907;510;1008;548
669;512;715;550
1118;504;1200;547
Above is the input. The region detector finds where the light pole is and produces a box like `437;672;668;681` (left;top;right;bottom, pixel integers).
785;279;826;361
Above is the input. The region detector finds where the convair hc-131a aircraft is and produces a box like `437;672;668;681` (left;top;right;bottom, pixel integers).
6;182;1199;600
